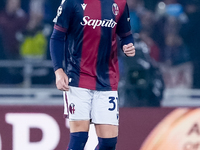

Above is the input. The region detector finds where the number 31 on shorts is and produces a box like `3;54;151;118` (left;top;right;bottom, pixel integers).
108;97;118;111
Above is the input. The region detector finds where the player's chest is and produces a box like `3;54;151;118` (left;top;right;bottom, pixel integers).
73;0;122;24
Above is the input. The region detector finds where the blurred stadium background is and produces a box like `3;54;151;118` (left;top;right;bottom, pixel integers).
0;0;200;149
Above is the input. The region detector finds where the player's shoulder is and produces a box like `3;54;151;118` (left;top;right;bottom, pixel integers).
114;0;127;5
62;0;82;5
114;0;127;9
61;0;73;6
61;0;83;9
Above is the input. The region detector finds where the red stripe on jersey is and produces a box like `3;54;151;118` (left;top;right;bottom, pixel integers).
109;0;126;90
118;30;132;38
54;25;67;33
78;0;102;89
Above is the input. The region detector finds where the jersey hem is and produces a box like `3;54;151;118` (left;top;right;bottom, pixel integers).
68;84;118;91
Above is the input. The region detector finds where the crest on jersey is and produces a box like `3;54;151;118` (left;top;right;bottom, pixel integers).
112;3;119;16
69;103;75;114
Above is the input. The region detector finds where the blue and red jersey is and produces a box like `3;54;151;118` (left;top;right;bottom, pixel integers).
50;0;132;91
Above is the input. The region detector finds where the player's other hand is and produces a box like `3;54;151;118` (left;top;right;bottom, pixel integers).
55;68;69;91
123;43;135;57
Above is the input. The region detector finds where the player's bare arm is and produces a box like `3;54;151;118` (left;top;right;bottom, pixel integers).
55;68;69;91
123;43;135;57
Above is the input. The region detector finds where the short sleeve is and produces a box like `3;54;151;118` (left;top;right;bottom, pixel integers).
53;0;74;30
116;3;132;38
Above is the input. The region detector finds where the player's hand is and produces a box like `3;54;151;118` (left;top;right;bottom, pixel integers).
123;43;135;57
55;68;69;91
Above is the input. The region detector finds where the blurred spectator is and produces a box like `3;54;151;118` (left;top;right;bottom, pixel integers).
134;0;193;89
140;30;160;62
20;0;51;59
0;30;5;59
159;33;192;88
0;0;28;84
19;0;53;85
161;33;190;66
127;0;141;33
137;7;160;61
0;0;28;59
119;34;164;107
0;30;7;84
140;10;156;36
153;0;187;49
180;0;200;89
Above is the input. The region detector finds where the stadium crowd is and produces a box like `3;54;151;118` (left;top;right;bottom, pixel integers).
0;0;199;106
